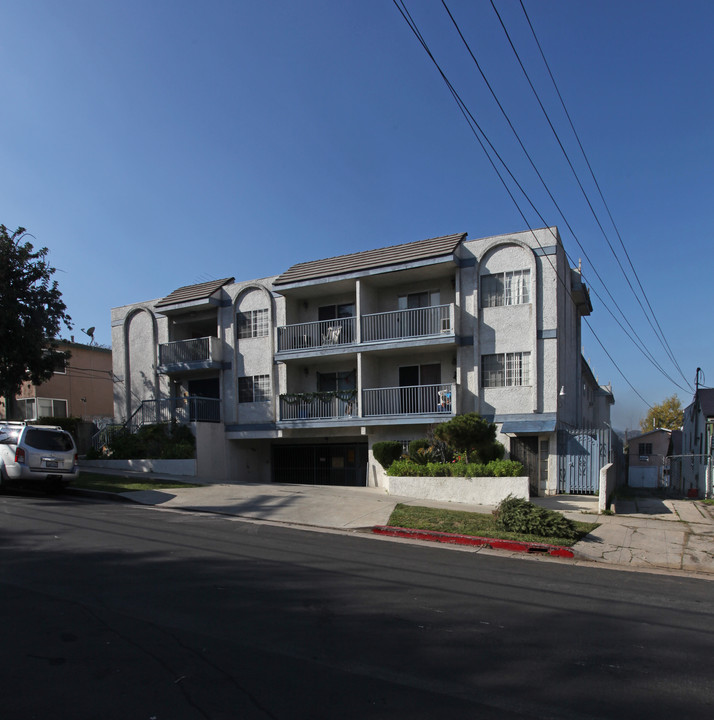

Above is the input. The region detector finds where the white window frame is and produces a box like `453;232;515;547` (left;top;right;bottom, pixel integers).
238;375;271;403
237;309;270;339
480;270;530;308
481;352;531;387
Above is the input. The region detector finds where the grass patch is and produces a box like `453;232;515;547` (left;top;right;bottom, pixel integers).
702;498;714;506
72;472;203;494
387;503;599;547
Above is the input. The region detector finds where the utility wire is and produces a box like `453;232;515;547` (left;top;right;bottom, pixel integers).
518;0;689;388
496;0;691;389
439;0;684;391
392;0;655;407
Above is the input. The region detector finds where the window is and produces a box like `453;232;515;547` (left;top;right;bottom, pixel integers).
480;270;530;308
238;375;270;403
317;370;356;392
398;290;440;310
481;352;531;387
638;443;653;456
318;303;355;321
238;309;269;339
15;398;67;420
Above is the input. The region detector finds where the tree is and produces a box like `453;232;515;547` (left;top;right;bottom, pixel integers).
639;395;684;432
432;412;504;463
0;224;72;417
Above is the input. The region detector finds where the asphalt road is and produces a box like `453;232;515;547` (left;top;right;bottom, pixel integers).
1;491;713;720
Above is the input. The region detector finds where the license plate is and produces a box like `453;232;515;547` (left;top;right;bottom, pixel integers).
45;461;58;468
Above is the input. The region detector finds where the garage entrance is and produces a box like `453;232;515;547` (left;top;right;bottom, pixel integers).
272;444;368;486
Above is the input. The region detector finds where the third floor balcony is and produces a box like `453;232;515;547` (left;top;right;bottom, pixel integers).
276;304;454;356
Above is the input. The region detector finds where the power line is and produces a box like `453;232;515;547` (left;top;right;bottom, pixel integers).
392;0;662;407
439;0;687;391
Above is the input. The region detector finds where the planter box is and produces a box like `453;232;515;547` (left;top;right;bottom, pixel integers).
385;475;529;506
80;458;197;477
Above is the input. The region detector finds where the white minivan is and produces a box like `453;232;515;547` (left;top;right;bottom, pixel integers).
0;421;79;490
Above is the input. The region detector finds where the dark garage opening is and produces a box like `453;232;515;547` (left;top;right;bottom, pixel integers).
272;444;368;486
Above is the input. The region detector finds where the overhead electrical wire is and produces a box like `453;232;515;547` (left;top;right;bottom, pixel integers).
516;0;690;390
438;0;687;393
391;0;654;408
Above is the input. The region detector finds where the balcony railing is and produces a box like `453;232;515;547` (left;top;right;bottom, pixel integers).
138;396;221;424
159;337;217;366
361;304;452;343
362;383;454;417
279;391;356;421
277;384;454;421
277;317;356;352
276;305;453;353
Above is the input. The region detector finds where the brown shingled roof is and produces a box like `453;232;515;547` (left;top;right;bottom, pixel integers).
155;277;234;308
274;233;466;286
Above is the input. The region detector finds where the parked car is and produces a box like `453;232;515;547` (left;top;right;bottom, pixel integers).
0;421;79;490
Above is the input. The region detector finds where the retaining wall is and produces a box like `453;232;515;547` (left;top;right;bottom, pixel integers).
385;475;529;506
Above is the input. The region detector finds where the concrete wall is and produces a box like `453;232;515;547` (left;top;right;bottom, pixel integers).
599;462;616;513
385;475;529;506
82;458;197;476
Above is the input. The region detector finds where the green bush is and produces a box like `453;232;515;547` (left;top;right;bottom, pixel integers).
433;413;503;463
97;422;196;460
386;458;524;478
36;416;82;439
494;495;578;541
408;438;432;465
372;441;404;470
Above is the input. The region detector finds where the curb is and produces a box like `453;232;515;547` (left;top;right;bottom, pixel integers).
372;525;575;558
66;487;135;504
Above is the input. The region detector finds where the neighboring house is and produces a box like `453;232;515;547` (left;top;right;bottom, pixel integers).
580;359;614;428
110;227;613;494
1;340;113;423
627;428;671;489
681;388;714;497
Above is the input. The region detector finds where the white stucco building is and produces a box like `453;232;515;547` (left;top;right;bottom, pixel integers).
110;227;613;494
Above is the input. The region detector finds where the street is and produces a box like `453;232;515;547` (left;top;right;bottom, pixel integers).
1;492;713;719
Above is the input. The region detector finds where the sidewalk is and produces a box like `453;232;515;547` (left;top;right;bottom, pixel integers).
71;471;714;578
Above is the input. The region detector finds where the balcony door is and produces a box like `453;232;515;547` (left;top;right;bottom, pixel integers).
399;363;440;414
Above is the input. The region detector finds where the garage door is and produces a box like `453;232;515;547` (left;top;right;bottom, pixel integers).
629;466;659;488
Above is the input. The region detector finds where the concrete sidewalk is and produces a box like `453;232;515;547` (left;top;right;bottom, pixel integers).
72;470;714;578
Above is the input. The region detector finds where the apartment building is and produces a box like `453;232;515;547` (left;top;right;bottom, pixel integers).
2;340;113;422
111;227;609;494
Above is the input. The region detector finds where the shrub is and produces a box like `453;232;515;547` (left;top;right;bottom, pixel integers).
372;441;404;470
494;495;578;541
96;422;196;460
408;438;432;465
386;458;524;478
433;413;501;463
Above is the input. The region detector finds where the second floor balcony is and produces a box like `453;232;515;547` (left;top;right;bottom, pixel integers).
158;336;223;373
276;304;454;355
278;383;454;424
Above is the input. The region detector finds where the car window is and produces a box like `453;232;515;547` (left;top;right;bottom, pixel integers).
0;428;21;444
23;429;74;452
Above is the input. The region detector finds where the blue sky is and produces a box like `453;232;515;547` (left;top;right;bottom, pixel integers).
2;0;712;430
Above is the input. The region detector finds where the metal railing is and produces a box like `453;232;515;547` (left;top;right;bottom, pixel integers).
279;393;356;421
277;317;356;352
159;337;212;365
362;383;454;417
139;396;221;424
90;396;220;450
361;304;452;343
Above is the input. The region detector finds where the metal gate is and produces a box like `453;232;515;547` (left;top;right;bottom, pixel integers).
510;436;540;497
558;428;618;495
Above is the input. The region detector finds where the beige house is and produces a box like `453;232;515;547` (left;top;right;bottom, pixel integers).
627;428;671;489
2;340;113;422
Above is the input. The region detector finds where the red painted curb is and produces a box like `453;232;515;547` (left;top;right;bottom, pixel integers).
372;525;574;558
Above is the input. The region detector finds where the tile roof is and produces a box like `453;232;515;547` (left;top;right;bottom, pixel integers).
155;277;234;308
273;233;466;286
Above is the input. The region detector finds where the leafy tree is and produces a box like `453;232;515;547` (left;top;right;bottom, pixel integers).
0;224;72;417
639;395;684;432
433;412;502;463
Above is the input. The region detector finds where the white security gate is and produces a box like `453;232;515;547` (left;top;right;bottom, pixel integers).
628;466;659;488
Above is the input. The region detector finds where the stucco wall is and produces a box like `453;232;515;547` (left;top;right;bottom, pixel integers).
385;475;529;506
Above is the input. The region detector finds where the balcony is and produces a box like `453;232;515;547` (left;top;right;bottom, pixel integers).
362;383;454;417
276;304;454;356
277;317;356;353
138;396;221;424
361;304;452;343
158;337;222;373
277;383;454;423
